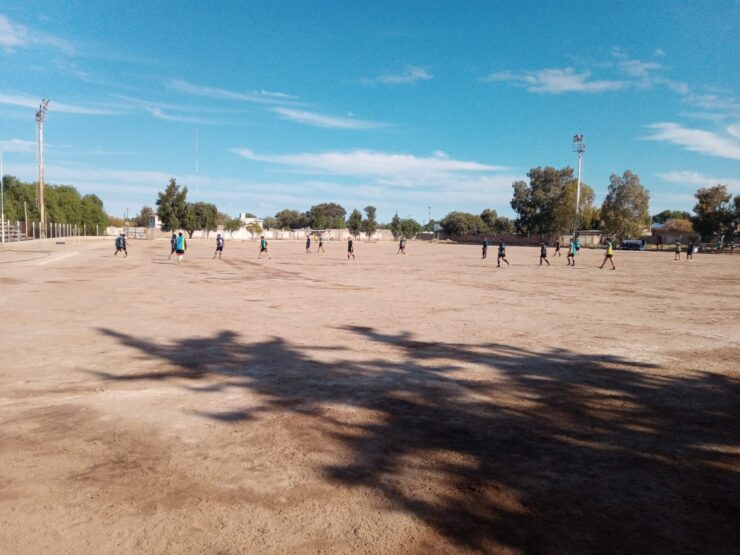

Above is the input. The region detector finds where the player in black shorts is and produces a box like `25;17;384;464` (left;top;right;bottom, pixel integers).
497;241;509;267
213;233;224;259
539;242;550;266
168;232;177;259
553;240;561;256
114;233;128;257
482;238;488;259
347;237;355;260
305;235;312;254
317;237;325;253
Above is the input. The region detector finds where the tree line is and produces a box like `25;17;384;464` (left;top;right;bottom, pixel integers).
148;173;740;243
0;175;108;234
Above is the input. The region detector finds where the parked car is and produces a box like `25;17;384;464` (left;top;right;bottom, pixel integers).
619;239;646;251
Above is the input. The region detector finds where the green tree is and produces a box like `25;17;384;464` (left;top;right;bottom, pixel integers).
223;217;243;238
262;216;277;230
440;212;487;236
185;202;218;238
80;194;107;233
347;208;363;237
134;205;154;227
389;214;402;238
652;209;691;224
275;209;308;229
362;205;378;237
308;202;346;229
552;180;596;233
480;209;498;231
492;216;515;234
600;170;650;240
511;167;575;236
691;185;734;241
156;178;188;232
245;221;263;235
399;218;422;238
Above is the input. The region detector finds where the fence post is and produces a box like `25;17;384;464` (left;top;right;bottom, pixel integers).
16;221;20;241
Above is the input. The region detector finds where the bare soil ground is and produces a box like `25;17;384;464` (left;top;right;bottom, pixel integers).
1;238;739;554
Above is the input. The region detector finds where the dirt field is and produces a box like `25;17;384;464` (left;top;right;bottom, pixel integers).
1;238;738;554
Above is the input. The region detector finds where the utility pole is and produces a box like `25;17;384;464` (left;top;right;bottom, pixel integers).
36;99;49;233
572;134;586;241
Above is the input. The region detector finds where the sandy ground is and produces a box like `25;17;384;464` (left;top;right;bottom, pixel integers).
0;238;738;554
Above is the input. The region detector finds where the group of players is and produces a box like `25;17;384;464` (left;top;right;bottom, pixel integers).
111;232;704;270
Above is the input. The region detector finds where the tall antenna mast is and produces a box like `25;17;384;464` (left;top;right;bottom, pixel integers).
572;133;586;240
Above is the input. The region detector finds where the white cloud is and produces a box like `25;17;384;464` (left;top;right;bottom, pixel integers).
644;122;740;160
232;148;506;184
271;107;385;130
170;79;296;104
654;48;667;57
0;93;118;115
0;138;36;153
656;171;740;192
0;14;74;54
361;65;433;85
144;107;229;126
486;67;624;94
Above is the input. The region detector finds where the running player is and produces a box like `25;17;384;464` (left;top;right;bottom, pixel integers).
497;241;509;267
567;240;577;266
175;232;186;264
553;240;561;256
599;238;616;270
213;233;224;259
347;237;355;260
168;232;177;259
305;235;312;254
674;240;681;260
539;242;550;266
259;236;270;259
482;238;488;259
114;233;128;257
687;240;694;261
317;237;325;253
398;237;407;254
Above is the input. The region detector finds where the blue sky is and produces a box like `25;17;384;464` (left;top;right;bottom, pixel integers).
1;1;738;222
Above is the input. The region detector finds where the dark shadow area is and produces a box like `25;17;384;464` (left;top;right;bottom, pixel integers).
93;326;740;553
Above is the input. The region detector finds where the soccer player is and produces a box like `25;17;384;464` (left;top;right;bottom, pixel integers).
168;232;177;259
213;233;224;259
317;237;325;253
567;240;577;266
497;241;509;268
599;238;616;270
305;235;312;254
482;238;488;259
687;240;694;261
347;237;355;260
114;233;128;257
553;239;561;257
259;236;270;259
674;240;681;260
175;232;186;264
398;237;407;254
539;242;550;266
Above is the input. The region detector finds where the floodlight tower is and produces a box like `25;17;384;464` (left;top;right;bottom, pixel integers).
572;134;586;240
36;99;49;228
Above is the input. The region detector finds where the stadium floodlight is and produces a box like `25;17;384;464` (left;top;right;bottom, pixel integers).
35;99;49;227
572;134;586;240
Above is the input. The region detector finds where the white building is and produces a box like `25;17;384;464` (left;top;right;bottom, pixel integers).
238;213;263;227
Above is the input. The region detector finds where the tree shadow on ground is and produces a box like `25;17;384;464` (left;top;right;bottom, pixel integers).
93;326;740;554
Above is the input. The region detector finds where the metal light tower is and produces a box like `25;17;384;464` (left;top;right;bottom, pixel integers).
572;134;586;239
36;99;49;227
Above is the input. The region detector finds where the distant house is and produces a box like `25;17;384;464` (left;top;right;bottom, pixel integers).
238;213;264;228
